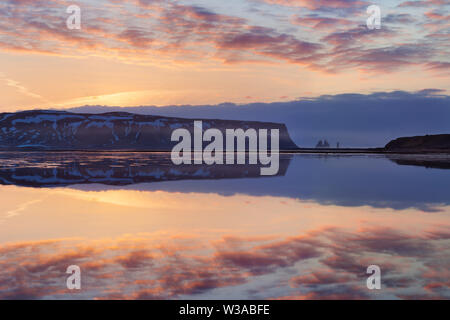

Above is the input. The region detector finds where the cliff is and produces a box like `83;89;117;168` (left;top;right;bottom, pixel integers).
0;110;298;151
385;134;450;151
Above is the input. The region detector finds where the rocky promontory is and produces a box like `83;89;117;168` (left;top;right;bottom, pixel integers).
0;110;299;151
385;134;450;152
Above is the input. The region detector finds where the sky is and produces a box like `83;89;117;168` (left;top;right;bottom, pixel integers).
0;0;449;111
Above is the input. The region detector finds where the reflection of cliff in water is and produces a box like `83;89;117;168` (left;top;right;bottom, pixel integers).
387;154;450;170
0;152;291;188
1;153;449;212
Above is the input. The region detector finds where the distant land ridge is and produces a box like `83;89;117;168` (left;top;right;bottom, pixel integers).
385;134;450;151
0;110;299;151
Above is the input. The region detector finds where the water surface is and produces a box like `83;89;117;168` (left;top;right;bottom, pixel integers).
0;152;449;299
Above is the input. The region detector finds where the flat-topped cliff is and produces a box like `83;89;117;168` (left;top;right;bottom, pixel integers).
0;110;298;151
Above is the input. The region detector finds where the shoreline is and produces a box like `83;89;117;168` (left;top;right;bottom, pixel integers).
0;148;449;155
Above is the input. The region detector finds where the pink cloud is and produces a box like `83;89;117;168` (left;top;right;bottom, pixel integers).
262;0;366;10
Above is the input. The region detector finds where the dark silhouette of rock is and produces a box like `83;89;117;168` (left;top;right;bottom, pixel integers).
316;139;330;148
0;110;299;151
385;134;450;151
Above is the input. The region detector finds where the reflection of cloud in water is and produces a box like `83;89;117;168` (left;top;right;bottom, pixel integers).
0;226;449;300
0;199;42;224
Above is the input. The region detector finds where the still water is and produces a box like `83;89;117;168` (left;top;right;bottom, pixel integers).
0;152;449;299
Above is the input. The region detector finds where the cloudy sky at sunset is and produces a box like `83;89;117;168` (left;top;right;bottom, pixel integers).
0;0;449;111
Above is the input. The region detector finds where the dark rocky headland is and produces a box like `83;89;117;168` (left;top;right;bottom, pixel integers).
0;110;298;151
384;134;450;152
